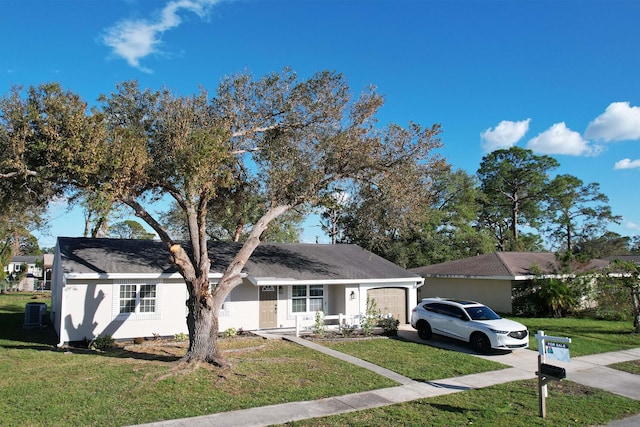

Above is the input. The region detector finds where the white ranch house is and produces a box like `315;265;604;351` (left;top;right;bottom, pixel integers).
51;237;423;345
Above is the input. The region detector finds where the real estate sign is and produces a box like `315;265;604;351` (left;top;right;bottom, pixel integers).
545;341;570;362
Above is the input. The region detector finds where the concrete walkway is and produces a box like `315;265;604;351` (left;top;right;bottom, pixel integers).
133;326;640;427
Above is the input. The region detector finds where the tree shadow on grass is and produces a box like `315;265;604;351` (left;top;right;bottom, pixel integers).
0;310;183;364
0;311;58;346
1;338;184;364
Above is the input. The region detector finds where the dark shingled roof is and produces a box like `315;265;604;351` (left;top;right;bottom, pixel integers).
57;237;420;281
410;252;610;278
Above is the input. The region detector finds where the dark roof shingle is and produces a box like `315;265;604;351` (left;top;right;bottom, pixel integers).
57;237;419;281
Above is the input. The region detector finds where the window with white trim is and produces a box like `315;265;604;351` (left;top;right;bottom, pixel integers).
291;285;324;313
119;283;157;314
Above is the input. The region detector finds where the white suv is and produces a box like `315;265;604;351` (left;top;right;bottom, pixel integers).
410;297;529;354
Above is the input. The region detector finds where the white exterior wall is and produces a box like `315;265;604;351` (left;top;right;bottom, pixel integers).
58;278;190;343
53;270;422;342
218;279;260;331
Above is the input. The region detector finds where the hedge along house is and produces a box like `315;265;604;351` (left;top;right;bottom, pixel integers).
410;252;609;314
51;237;423;345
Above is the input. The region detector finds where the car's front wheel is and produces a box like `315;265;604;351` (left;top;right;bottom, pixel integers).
471;332;491;354
416;320;432;340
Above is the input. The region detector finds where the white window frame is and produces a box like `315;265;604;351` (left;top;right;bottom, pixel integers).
112;279;161;320
290;284;325;314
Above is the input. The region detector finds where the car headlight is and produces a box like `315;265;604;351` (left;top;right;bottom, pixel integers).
489;328;509;334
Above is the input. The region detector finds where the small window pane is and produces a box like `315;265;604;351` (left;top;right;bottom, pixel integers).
309;285;323;297
292;298;306;313
292;285;307;297
120;284;136;299
120;299;136;313
140;284;156;298
139;299;156;313
309;298;323;312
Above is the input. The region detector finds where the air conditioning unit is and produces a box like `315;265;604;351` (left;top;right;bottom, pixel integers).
24;302;47;328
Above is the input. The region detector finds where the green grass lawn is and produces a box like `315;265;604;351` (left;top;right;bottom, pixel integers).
280;380;640;427
514;316;640;356
2;292;640;427
320;337;507;381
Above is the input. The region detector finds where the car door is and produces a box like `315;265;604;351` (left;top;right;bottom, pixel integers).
424;303;449;336
441;305;469;340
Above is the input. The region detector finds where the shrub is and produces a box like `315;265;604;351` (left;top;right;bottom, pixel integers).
378;316;399;336
313;311;325;336
513;276;583;317
174;332;188;341
361;297;379;336
133;337;145;345
90;334;114;350
339;323;357;337
223;327;237;338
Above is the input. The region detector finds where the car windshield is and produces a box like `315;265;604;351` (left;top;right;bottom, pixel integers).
465;305;501;321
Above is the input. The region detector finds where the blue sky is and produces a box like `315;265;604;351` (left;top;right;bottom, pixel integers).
2;0;639;248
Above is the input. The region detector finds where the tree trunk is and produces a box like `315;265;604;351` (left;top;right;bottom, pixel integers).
632;284;640;334
181;275;227;367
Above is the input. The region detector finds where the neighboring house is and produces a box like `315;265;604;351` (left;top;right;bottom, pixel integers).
51;237;423;345
4;255;47;291
410;252;609;314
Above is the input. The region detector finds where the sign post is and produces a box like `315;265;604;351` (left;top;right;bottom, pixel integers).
535;331;571;418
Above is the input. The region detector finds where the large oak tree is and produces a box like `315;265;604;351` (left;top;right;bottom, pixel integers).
1;70;442;366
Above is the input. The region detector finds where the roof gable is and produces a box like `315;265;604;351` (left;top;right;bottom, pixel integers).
56;237;419;282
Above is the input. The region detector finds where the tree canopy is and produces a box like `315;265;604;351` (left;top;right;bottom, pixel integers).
477;146;559;250
0;69;443;365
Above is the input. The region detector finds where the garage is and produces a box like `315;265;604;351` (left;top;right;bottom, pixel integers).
367;287;407;323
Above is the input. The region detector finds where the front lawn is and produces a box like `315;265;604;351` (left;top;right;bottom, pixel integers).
281;379;640;426
2;292;640;426
515;316;640;356
0;293;395;426
320;338;506;381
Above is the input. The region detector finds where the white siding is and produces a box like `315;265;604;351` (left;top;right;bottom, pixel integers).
60;279;189;343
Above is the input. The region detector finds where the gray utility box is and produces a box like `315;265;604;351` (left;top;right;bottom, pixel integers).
24;302;47;328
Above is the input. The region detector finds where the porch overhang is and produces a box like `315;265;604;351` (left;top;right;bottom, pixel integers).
247;276;424;288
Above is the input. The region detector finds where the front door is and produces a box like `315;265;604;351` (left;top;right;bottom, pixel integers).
259;286;278;329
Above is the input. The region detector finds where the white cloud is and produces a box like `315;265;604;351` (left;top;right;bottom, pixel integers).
614;158;640;170
102;0;220;72
626;221;640;231
584;102;640;142
526;122;593;156
480;119;530;152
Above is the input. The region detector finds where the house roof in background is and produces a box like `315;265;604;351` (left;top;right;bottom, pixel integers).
605;255;640;264
9;256;42;264
56;237;421;282
410;252;611;279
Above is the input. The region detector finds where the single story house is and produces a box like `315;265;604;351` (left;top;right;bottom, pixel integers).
51;237;423;345
4;255;52;291
410;252;609;314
